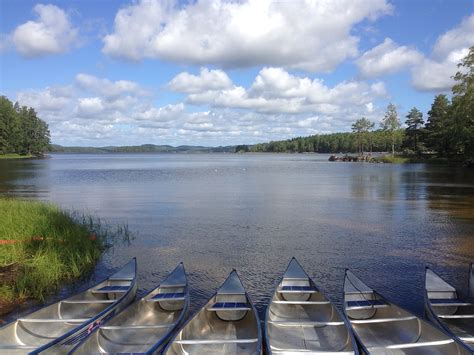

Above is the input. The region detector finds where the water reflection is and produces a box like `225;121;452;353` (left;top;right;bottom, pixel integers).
1;154;473;322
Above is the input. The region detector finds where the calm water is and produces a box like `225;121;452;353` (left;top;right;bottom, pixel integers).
1;153;474;321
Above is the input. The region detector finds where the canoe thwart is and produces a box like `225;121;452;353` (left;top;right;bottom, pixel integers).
278;286;317;293
160;283;187;288
92;285;130;293
430;298;473;307
346;299;387;310
101;323;176;330
272;300;331;305
0;345;38;350
147;292;186;302
18;318;89;323
268;320;345;327
108;277;135;281
438;314;474;319
368;339;455;351
271;348;355;354
61;299;116;304
351;316;417;324
175;338;259;345
207;302;251;311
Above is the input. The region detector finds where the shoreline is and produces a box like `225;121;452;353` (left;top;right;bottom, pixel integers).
0;154;36;160
0;199;104;316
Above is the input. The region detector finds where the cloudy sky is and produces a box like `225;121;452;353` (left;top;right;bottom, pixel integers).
1;0;473;147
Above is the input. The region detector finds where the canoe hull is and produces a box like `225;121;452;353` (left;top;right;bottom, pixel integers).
0;259;137;355
265;258;358;354
71;263;189;355
344;270;472;355
165;270;262;355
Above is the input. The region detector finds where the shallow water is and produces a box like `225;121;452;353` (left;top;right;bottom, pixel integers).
1;153;474;321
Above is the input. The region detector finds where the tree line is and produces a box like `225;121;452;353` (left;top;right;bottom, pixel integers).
243;46;474;164
0;96;50;156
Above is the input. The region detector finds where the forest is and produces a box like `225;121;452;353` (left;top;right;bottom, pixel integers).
0;96;50;156
243;46;474;164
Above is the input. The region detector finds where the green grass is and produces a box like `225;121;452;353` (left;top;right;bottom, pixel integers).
375;155;410;164
0;199;131;310
0;153;34;159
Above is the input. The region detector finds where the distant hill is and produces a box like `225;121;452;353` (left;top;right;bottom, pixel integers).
49;144;236;154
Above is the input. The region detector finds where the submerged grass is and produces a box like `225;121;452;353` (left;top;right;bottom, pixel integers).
0;198;132;314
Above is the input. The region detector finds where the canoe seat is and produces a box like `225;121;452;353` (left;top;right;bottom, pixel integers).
273;300;331;305
431;299;472;307
92;285;129;293
101;323;176;330
368;339;454;351
438;314;474;319
61;299;116;304
346;299;387;310
208;302;251;311
175;339;258;345
268;320;345;327
148;292;186;302
18;318;89;323
278;286;317;293
351;316;417;324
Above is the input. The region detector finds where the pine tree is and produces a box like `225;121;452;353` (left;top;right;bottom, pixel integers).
405;107;424;152
451;46;474;161
425;95;451;155
352;117;374;154
380;103;401;156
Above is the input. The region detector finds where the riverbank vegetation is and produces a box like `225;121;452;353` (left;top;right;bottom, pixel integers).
0;199;130;315
0;153;34;160
245;47;474;165
0;96;50;158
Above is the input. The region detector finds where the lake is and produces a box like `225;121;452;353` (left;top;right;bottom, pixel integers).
1;153;474;321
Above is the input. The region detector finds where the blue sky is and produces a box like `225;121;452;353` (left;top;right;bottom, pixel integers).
1;0;473;146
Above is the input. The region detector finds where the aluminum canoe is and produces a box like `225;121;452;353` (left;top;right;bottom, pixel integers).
164;269;262;355
70;262;189;354
265;257;358;354
425;265;474;352
343;269;471;354
0;258;137;355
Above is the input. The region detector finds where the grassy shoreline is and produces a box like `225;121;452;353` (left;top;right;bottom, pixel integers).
0;153;35;160
0;199;107;315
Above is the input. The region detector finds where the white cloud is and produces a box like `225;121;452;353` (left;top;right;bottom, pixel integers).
16;86;73;111
168;68;233;94
103;0;392;71
12;4;78;57
75;73;146;99
411;14;474;92
356;38;423;77
433;14;474;60
175;67;387;115
15;69;389;146
76;97;105;117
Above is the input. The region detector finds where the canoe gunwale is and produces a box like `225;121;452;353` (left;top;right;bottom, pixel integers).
264;258;359;355
424;266;474;352
27;258;138;354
